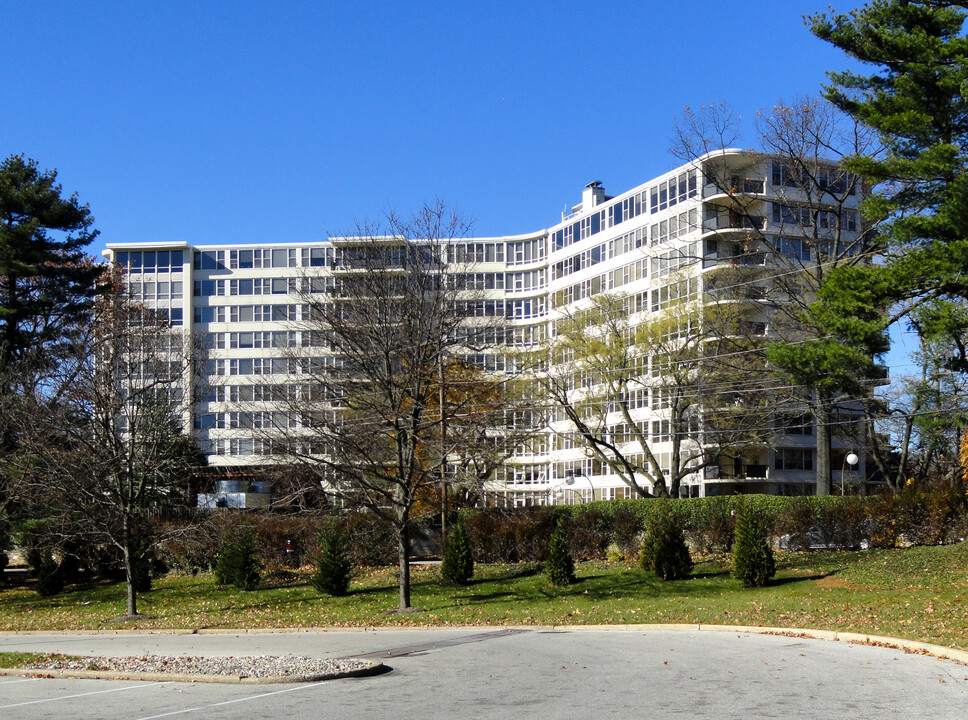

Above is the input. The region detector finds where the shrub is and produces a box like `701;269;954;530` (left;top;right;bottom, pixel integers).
566;508;611;560
686;496;736;555
215;524;261;590
35;553;65;596
608;504;644;559
441;520;474;585
545;518;576;586
313;521;351;596
344;512;396;566
731;503;775;588
640;502;692;580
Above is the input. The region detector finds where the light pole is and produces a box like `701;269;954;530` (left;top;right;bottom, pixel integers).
564;469;595;504
841;451;859;495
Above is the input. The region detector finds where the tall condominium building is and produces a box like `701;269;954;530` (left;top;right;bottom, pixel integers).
105;150;870;506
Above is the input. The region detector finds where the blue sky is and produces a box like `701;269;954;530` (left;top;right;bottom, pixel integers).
4;0;859;248
8;1;919;369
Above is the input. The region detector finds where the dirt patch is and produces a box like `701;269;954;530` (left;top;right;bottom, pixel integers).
814;576;856;589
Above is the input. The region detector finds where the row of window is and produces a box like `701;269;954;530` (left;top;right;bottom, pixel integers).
207;355;342;377
194;304;300;324
651;208;699;246
455;298;547;319
114;250;184;272
127;281;184;301
507;238;547;266
771;203;858;232
193;276;337;297
448;242;505;264
202;382;336;404
550;273;607;308
550;242;606;282
771;161;857;196
650;170;699;214
206;331;297;350
652;241;700;280
194;247;330;271
507;269;546;293
609;258;649;290
550;172;698;255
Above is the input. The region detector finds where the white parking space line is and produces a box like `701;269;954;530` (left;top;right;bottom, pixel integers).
133;681;327;720
0;681;169;709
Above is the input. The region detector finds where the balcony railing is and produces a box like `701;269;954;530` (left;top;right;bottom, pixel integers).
707;464;769;480
702;178;767;198
703;215;766;232
706;285;767;301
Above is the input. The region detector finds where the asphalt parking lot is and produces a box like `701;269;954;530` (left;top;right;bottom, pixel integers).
1;628;966;719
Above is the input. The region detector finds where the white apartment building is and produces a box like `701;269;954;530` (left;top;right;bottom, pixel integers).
105;150;869;507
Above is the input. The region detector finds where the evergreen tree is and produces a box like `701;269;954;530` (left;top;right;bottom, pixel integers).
640;502;692;581
34;552;65;597
731;504;776;588
0;155;101;374
215;524;261;591
440;518;473;585
313;521;351;597
809;3;968;373
545;518;575;586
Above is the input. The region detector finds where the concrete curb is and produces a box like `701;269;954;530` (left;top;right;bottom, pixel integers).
544;623;968;665
0;658;384;684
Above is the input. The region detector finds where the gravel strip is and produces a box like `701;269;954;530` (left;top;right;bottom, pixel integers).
17;655;379;683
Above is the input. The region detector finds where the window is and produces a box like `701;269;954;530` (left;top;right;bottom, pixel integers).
194;250;226;270
775;448;813;471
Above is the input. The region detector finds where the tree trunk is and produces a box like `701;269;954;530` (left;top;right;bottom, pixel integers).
396;514;411;610
122;522;138;616
814;395;832;496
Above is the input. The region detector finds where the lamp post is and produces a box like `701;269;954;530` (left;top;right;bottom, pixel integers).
841;451;859;495
564;469;595;504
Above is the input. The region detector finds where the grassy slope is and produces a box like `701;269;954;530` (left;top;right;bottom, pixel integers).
1;543;965;650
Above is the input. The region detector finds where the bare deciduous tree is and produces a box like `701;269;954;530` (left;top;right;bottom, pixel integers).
672;97;886;494
258;202;523;611
10;272;204;616
532;290;769;499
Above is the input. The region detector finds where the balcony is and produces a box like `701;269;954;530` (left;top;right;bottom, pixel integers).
707;464;769;480
706;284;767;302
703;177;767;198
702;214;766;232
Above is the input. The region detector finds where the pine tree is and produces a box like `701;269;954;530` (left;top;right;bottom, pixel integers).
640;503;692;581
440;519;473;585
215;524;261;591
313;522;351;597
809;3;968;372
0;155;101;374
545;518;575;586
731;504;776;588
34;553;65;597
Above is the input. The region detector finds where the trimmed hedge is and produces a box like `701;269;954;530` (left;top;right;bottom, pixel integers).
128;487;968;581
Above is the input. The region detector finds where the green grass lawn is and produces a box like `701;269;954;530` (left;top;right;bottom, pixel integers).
2;543;966;651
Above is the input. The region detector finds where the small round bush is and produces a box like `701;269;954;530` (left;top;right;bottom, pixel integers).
35;554;65;596
313;522;351;597
731;505;776;587
545;519;576;586
640;504;692;581
215;524;261;591
441;519;473;585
